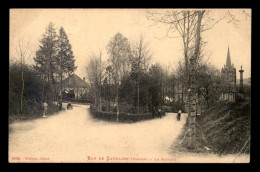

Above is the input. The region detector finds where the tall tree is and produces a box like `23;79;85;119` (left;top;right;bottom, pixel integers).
33;22;59;101
195;63;222;111
106;33;132;120
85;53;103;110
187;10;205;148
12;36;31;115
98;50;103;111
57;26;77;101
148;64;163;114
130;36;152;114
106;65;113;112
147;10;207;148
147;10;224;91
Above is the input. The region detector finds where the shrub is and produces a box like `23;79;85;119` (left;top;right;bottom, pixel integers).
9;62;59;120
89;109;162;123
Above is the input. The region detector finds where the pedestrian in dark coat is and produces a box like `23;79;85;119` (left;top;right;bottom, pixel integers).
67;103;73;110
177;110;181;121
158;108;162;119
58;99;62;111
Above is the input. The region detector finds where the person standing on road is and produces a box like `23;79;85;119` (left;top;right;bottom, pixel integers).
58;99;62;111
153;106;156;116
42;100;48;118
158;108;162;119
177;110;181;121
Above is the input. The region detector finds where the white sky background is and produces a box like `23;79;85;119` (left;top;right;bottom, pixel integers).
10;9;251;79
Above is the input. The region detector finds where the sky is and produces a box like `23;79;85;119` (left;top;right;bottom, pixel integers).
9;9;251;79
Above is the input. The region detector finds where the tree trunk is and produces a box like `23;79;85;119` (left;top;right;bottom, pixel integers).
206;99;209;110
60;55;63;101
60;74;62;101
42;79;45;101
20;65;24;115
181;85;184;106
99;76;102;111
116;83;119;121
137;78;139;114
108;72;111;112
100;86;102;111
51;72;57;101
200;102;203;115
94;81;98;108
187;10;205;149
99;54;102;111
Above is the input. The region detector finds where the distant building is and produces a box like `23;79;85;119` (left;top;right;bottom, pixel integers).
62;74;89;100
220;47;237;101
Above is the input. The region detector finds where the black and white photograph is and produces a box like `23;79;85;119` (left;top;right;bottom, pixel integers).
9;8;251;163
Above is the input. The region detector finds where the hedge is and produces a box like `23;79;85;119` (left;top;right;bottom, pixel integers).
89;108;165;123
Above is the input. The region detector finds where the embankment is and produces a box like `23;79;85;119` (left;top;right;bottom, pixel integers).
172;99;251;155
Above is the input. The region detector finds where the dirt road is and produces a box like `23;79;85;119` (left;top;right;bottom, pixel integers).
9;104;249;163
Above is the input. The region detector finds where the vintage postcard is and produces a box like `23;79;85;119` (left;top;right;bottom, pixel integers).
9;8;251;163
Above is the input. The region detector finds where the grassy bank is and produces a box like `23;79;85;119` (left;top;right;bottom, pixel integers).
171;99;251;155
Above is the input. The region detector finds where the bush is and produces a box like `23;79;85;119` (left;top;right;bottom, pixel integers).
89;109;163;123
162;105;172;112
9;63;43;115
102;106;106;111
235;93;246;103
9;62;59;122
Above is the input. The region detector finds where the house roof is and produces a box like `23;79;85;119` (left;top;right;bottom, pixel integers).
62;74;88;88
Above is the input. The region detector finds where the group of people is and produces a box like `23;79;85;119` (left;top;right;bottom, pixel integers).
42;99;73;118
152;106;182;121
153;107;162;119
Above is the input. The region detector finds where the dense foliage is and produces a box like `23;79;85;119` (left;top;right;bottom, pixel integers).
86;32;242;115
33;22;76;101
9;22;76;119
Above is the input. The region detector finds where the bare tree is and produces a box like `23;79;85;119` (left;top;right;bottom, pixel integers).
12;36;31;115
98;49;103;111
147;9;208;148
106;65;113;112
85;52;104;110
147;10;221;77
130;36;152;114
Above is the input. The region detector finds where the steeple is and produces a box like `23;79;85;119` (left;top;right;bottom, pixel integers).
226;46;231;67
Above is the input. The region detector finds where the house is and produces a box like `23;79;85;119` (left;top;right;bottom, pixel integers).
62;74;89;100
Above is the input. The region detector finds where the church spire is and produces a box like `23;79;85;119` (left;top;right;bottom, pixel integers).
226;46;231;67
